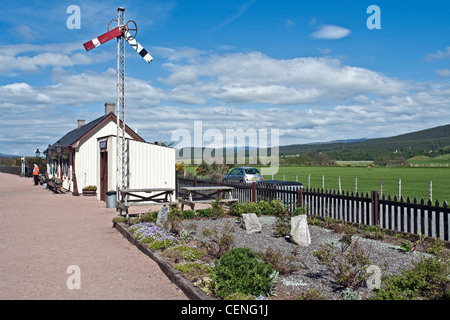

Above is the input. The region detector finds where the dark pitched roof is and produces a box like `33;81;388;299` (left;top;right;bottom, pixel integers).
46;112;145;151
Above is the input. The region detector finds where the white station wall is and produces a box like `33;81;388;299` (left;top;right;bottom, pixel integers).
127;140;175;190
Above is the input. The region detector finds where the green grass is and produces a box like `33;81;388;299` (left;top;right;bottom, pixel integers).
184;165;450;203
409;153;450;166
266;166;449;203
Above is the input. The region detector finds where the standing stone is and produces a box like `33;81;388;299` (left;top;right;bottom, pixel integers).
290;215;311;246
241;213;262;234
156;205;169;227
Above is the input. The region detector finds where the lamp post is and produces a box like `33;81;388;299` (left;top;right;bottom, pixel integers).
35;149;40;157
55;141;62;154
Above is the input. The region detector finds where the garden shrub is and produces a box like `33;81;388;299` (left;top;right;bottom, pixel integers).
210;198;225;218
163;244;205;262
373;256;450;300
180;210;195;219
139;210;158;223
197;208;212;218
260;246;304;275
229;199;291;217
225;292;256;300
212;247;278;298
313;237;371;289
273;217;290;237
201;222;235;258
427;237;448;259
296;289;325;300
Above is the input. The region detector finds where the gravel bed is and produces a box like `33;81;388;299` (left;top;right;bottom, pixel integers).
181;216;432;300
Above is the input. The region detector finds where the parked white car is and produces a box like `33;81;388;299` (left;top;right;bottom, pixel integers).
223;167;264;183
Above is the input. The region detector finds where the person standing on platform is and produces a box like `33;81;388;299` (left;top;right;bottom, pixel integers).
33;163;40;186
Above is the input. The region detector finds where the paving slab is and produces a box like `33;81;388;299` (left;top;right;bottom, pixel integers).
0;172;187;300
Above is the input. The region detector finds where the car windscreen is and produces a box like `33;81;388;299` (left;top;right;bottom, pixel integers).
245;168;260;174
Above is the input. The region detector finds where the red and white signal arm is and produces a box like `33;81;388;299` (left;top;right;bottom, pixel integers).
83;26;153;63
83;27;122;51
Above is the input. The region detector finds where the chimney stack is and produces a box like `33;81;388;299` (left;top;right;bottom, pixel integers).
105;102;115;115
78;119;85;128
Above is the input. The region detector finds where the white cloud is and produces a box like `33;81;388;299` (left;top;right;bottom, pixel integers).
426;47;450;61
0;42;100;73
310;25;351;40
1;44;450;155
159;51;407;105
435;69;450;78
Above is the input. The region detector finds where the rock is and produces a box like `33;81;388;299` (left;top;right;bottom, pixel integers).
156;205;169;227
241;213;262;234
290;215;311;246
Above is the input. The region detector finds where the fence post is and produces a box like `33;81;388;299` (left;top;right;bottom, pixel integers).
355;176;358;193
297;188;303;208
338;176;341;194
193;176;197;197
371;190;379;225
398;178;401;198
251;182;256;202
429;181;432;202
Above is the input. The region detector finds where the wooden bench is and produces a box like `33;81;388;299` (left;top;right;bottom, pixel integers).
178;186;238;211
117;188;175;216
47;178;64;194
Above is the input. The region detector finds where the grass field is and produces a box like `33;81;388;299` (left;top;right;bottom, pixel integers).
185;165;450;203
408;154;450;167
265;166;449;203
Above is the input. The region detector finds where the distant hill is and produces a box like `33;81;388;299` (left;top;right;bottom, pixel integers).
0;153;17;158
176;124;450;162
280;123;450;160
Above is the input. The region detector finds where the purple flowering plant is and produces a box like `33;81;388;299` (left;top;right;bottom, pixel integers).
130;222;180;248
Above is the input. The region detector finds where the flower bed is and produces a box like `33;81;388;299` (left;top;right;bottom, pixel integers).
114;200;450;300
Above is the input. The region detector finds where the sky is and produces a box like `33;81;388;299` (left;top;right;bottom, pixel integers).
1;0;450;156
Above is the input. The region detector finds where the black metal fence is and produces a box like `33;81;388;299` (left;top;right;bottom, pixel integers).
176;176;450;241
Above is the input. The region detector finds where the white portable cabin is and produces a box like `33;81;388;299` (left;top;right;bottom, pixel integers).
44;103;175;201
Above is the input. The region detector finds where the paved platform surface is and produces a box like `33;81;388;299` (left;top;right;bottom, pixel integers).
0;172;187;300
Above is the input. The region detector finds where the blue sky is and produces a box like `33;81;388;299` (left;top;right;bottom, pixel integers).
1;0;450;155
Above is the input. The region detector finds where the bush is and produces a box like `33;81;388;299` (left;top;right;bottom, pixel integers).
201;222;235;258
313;237;371;289
229;199;290;217
163;245;205;262
175;162;185;175
139;210;158;223
181;210;195;219
296;289;326;300
212;247;278;298
260;246;303;275
211;198;225;218
197;208;212;218
373;256;450;300
273;217;290;237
